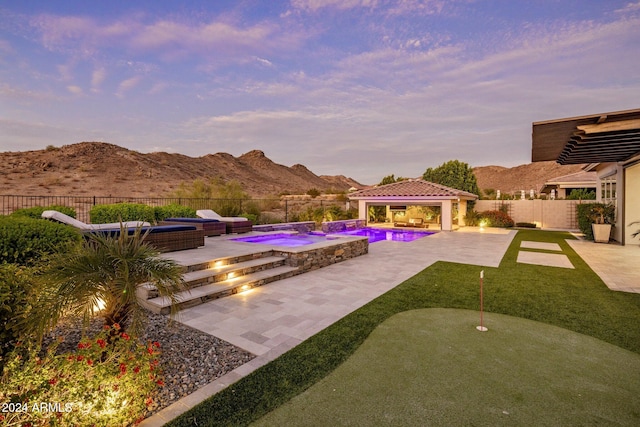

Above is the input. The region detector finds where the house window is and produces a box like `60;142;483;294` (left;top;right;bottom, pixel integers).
601;176;617;204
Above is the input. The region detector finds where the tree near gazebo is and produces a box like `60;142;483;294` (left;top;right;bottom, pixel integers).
422;160;481;197
379;174;407;185
28;226;186;341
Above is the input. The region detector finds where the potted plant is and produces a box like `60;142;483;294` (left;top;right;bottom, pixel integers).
588;203;615;243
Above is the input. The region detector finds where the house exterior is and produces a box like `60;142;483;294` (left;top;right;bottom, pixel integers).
532;108;640;245
539;170;597;199
348;179;478;231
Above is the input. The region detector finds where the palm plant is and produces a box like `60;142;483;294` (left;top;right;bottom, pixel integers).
29;226;186;341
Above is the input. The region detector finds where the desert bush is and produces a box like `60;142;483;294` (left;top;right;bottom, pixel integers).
0;216;79;265
481;210;515;228
0;325;163;427
10;205;76;220
154;204;197;222
90;203;155;224
306;188;321;198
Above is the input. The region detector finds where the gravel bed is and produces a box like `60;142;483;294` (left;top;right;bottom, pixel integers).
43;311;256;418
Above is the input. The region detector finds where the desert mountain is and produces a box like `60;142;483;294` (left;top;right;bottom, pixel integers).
0;141;587;198
472;162;586;196
0;142;363;197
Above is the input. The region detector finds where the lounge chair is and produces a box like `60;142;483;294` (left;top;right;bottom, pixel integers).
196;210;253;234
160;217;226;236
42;210;150;231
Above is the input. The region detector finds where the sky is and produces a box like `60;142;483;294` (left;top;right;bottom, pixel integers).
1;1;639;184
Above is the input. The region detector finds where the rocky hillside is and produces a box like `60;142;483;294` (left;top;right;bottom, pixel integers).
473;162;586;196
0;142;363;197
0;141;587;198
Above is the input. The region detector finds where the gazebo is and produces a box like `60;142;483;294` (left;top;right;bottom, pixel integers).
348;179;478;231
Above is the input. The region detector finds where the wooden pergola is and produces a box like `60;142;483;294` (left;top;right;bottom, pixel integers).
532;108;640;245
532;108;640;164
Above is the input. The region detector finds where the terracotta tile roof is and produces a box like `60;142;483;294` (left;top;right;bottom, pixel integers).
349;179;478;199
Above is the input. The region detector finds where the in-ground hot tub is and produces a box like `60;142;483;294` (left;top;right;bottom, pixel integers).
230;231;368;273
231;232;342;247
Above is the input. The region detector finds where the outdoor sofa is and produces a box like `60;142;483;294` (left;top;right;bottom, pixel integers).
196;209;253;234
394;217;425;228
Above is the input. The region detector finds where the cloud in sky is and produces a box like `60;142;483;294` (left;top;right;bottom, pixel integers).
1;0;639;184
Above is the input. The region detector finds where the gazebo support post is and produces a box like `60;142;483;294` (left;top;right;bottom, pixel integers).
441;200;453;231
458;200;467;226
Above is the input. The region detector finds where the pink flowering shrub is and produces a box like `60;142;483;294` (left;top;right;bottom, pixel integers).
0;324;162;427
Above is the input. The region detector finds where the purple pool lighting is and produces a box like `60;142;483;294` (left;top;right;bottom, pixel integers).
335;227;434;243
231;233;337;247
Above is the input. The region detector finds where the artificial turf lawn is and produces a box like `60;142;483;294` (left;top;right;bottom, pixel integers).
167;230;640;426
253;309;640;426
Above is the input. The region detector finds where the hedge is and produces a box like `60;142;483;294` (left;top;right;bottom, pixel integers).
10;205;76;220
153;204;197;222
90;203;156;224
0;264;34;370
0;216;80;265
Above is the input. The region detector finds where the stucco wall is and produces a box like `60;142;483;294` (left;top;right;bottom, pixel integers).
474;200;583;230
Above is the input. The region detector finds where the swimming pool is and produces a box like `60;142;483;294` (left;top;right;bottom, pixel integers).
334;227;435;243
232;228;434;247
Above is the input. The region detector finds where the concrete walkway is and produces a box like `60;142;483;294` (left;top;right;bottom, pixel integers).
568;239;640;293
141;228;639;426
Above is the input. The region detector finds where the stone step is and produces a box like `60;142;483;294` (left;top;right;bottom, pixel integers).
182;256;286;287
137;256;287;300
142;265;299;314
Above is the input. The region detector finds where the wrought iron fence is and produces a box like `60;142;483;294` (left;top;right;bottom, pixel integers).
0;195;357;224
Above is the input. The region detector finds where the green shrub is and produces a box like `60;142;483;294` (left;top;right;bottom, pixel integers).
464;209;481;226
0;264;35;369
10;205;76;220
481;210;515;228
90;203;155;224
153;204;197;222
516;222;537;228
0;216;79;265
0;325;163;427
567;189;596;200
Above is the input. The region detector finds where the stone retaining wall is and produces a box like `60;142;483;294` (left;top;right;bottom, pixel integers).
273;237;368;273
252;221;317;233
321;219;366;233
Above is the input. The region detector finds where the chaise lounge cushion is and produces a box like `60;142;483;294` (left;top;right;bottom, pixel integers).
42;210;150;230
196;209;248;222
196;209;252;234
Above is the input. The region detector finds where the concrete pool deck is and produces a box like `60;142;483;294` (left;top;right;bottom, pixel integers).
141;228;639;426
